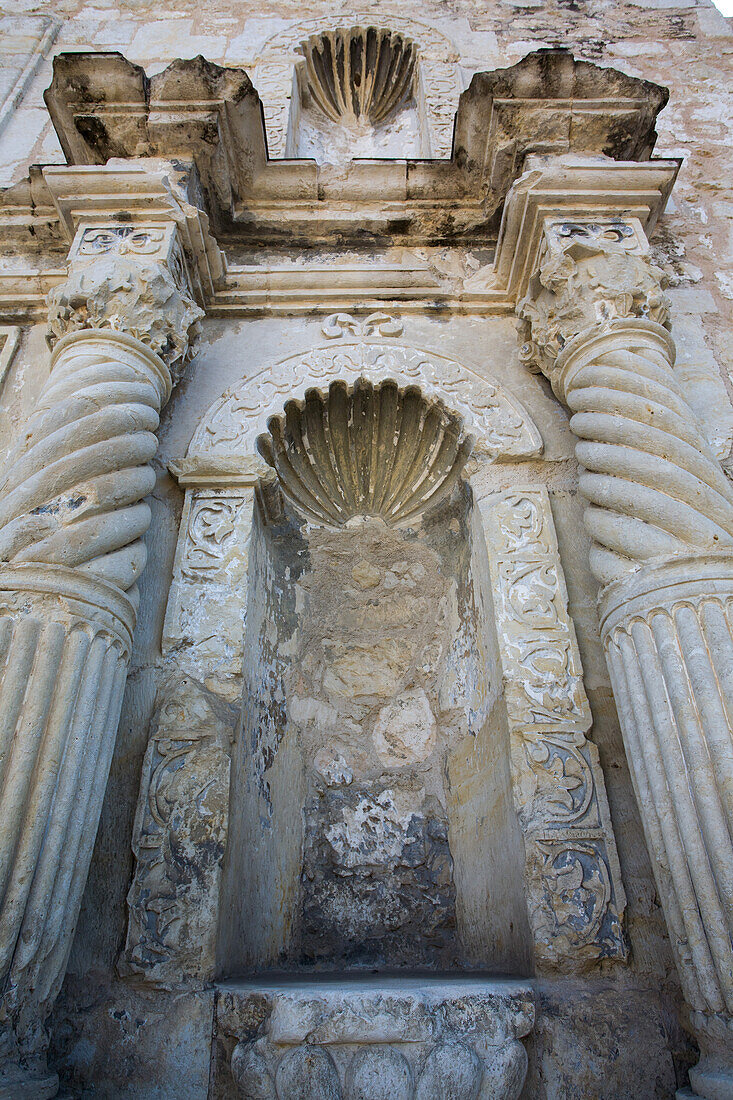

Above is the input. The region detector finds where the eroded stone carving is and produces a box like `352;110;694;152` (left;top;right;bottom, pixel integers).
48;223;203;378
255;14;458;159
257;379;473;528
478;487;626;970
322;312;404;339
188;338;542;469
517;212;733;1095
215;979;534;1100
162;487;254;701
301;29;417;126
0;221;199;1093
517;225;671;385
120;678;232;988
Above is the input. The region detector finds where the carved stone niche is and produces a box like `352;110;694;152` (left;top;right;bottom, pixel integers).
256;379;474;528
288;27;427;162
213;977;535;1100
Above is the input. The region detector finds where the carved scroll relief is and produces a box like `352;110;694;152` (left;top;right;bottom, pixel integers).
478;487;626;969
162;486;254;702
123;488;253;987
120;678;232;988
188;338;543;469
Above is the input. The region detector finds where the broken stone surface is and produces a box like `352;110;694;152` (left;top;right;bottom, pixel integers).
214;977;534;1100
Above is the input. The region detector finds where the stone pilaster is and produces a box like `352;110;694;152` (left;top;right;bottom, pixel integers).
0;223;202;1098
518;220;733;1100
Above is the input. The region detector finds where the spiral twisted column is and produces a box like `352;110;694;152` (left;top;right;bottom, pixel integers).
518;222;733;1100
0;224;202;1099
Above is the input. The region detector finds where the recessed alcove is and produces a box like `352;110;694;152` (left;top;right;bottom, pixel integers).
286;27;430;163
217;380;531;977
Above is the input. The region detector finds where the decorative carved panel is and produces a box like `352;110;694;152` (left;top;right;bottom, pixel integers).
162;487;254;702
478;487;627;970
188;320;542;469
120;678;233;988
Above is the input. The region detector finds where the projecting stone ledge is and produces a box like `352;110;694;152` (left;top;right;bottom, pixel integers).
213;976;534;1099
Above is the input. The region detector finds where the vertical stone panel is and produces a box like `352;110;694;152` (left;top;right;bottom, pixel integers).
478;486;626;970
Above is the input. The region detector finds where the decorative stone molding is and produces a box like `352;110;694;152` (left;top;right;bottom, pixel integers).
478;486;626;971
119;678;233;989
516;208;733;1097
214;978;534;1100
184;326;543;474
0;14;59;138
0;221;200;1093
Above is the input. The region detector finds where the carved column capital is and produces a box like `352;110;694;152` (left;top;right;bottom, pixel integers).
516;218;671;394
47;223;203;377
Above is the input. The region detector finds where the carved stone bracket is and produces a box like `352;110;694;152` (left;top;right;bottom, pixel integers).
478;487;626;971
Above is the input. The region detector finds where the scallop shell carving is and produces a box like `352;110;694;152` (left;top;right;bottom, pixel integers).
300;27;418;126
257;379;474;528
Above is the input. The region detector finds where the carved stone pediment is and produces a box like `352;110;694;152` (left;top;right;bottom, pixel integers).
38;48;669;244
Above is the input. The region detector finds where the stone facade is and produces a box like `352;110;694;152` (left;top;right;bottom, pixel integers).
0;1;731;1098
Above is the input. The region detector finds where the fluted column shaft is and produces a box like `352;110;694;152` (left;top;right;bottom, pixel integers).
518;222;733;1100
0;224;201;1099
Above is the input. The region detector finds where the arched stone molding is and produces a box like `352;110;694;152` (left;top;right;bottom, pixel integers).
180;330;543;482
252;14;460;159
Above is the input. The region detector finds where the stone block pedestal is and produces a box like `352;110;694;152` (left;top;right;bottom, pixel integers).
213;976;535;1099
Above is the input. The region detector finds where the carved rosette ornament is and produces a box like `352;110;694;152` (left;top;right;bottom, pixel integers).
0;223;202;1097
518;219;733;1100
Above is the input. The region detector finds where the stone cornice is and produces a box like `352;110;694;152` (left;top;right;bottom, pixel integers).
0;157;679;321
1;48;671;250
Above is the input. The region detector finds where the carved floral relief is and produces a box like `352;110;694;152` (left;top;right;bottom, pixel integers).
479;487;627;968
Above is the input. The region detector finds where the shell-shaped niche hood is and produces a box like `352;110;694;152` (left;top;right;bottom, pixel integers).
257;378;474;528
300;27;418;126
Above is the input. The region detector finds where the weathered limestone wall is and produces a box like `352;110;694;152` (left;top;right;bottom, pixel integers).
0;1;731;1097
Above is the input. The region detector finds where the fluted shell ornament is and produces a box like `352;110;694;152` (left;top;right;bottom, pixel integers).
257;379;474;528
300;27;417;126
